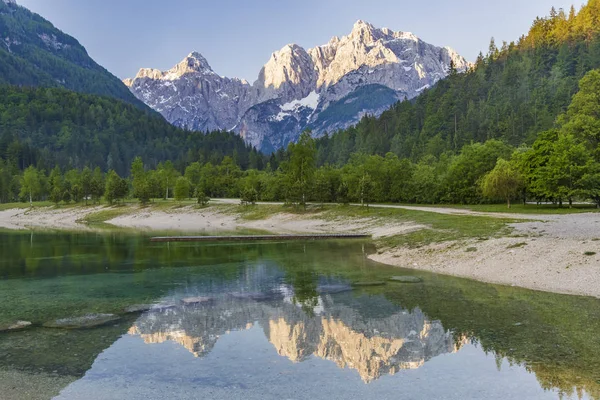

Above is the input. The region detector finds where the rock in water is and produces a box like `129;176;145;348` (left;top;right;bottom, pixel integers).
389;276;423;283
150;303;178;311
0;321;32;332
181;297;213;306
43;314;120;329
231;292;276;302
351;281;387;287
123;304;154;314
317;284;353;294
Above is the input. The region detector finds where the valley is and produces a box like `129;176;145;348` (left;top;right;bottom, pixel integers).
0;0;600;399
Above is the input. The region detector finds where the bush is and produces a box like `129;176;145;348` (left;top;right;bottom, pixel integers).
241;187;259;205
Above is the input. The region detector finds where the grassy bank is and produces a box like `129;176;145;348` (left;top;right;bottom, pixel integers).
219;203;519;248
323;205;518;248
401;202;600;214
0;200;525;248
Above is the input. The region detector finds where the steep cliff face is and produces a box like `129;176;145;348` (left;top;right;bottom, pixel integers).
124;52;258;132
255;44;318;104
126;21;470;151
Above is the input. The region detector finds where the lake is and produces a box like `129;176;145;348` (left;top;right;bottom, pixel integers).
0;231;599;399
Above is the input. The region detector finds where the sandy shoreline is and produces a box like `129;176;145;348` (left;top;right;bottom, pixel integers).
1;204;599;298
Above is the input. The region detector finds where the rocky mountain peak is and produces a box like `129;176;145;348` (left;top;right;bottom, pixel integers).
183;51;212;71
350;19;378;41
2;0;17;5
352;19;375;32
125;21;471;152
168;51;214;78
129;51;215;84
255;43;316;102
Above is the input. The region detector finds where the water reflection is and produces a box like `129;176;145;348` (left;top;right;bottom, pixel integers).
128;287;467;382
1;232;599;400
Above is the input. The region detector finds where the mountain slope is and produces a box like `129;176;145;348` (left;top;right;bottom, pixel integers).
0;85;263;176
0;0;146;108
125;21;469;151
314;1;600;165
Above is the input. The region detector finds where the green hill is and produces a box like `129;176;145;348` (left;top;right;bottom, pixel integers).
0;1;145;108
0;85;263;177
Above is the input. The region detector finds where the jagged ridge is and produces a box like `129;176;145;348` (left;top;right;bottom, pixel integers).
126;21;470;151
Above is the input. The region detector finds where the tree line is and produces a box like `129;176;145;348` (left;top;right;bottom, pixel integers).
3;68;600;209
0;85;265;177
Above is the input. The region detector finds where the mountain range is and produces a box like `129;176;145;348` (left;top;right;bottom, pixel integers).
125;21;470;152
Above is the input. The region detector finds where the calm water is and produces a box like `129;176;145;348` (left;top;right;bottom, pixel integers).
0;231;599;400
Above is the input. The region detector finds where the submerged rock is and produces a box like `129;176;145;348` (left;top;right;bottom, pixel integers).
43;314;120;329
181;297;213;306
351;281;387;287
123;304;154;314
389;276;423;283
317;285;353;294
150;303;178;311
0;320;32;332
231;292;277;302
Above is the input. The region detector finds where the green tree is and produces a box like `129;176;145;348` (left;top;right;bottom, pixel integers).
48;166;64;205
19;165;42;206
286;131;316;206
131;157;151;204
543;134;590;207
481;159;524;208
197;189;210;206
89;167;105;204
559;69;600;149
81;166;92;205
65;169;83;203
184;162;202;194
158;161;178;200
241;187;258;205
174;176;191;201
358;172;374;207
104;170;128;204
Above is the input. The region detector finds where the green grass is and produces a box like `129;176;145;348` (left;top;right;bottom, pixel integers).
79;206;133;225
1;200;523;249
404;203;600;215
315;204;518;248
228;203;521;248
218;203;324;221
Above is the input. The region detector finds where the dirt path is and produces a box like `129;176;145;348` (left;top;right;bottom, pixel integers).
213;199;549;219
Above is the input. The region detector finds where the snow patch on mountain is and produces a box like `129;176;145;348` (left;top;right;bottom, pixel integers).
126;20;470;151
281;91;320;111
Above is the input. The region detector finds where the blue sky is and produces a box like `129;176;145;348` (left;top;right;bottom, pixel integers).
18;0;583;81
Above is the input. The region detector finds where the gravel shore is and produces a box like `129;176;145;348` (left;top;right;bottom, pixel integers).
1;204;598;298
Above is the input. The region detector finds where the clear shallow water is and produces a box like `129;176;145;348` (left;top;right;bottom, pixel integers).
0;231;599;400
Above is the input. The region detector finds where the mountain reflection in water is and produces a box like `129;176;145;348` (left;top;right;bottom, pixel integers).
129;287;466;383
2;233;599;400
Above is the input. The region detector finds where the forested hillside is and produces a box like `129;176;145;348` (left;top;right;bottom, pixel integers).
0;0;146;108
0;85;263;176
315;0;600;165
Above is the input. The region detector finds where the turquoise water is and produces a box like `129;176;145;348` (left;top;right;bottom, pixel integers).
0;231;599;399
